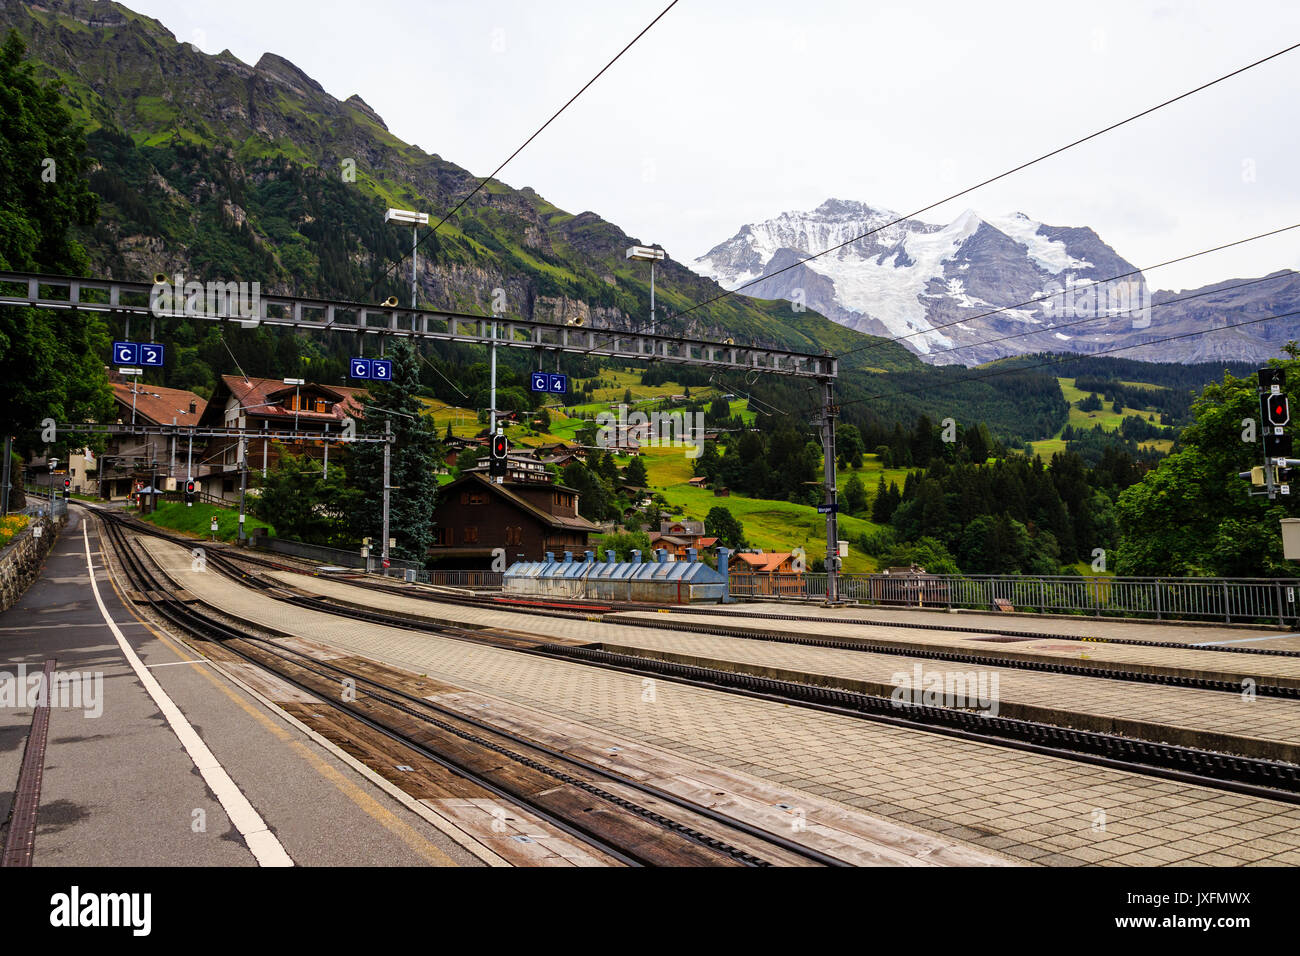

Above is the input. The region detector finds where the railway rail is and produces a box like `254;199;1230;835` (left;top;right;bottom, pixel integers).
97;508;846;868
94;508;1300;805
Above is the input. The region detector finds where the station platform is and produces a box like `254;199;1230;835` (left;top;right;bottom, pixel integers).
0;508;489;867
262;569;1300;764
142;537;1300;865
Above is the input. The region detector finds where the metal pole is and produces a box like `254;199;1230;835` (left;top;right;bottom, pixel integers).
820;377;839;604
411;224;418;310
262;422;268;477
186;430;192;483
323;424;329;477
1;435;10;516
650;260;656;336
238;435;248;544
489;318;497;439
381;418;392;575
170;416;176;481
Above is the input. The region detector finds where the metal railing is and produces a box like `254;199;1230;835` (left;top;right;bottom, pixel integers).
422;570;503;588
252;536;420;572
729;571;1300;625
18;484;67;518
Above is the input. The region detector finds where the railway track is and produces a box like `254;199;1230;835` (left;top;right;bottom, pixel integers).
95;508;1300;805
97;509;846;868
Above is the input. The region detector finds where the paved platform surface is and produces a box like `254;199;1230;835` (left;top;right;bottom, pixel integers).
266;571;1300;763
612;608;1300;688
0;509;484;867
699;601;1300;651
141;540;1300;865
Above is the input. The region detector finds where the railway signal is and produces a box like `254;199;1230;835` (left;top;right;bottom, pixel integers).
185;478;197;506
489;433;508;479
1243;368;1298;499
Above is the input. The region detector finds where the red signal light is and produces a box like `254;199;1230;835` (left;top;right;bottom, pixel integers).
1268;395;1291;427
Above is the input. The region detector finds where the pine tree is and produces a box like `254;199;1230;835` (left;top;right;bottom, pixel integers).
345;340;442;563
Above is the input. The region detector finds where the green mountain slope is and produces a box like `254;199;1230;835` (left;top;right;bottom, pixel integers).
3;0;918;374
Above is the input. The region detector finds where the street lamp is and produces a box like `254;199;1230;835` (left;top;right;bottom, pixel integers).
626;245;666;336
47;457;59;515
120;367;144;424
384;208;430;310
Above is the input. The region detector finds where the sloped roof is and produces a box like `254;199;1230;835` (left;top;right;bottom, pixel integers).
441;472;599;533
206;375;368;424
733;552;793;572
111;382;206;426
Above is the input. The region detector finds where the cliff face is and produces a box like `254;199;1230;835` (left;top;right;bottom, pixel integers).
697;196;1300;366
1;0;919;372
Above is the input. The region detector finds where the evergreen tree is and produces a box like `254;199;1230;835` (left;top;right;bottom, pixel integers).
345;341;442;562
0;30;110;453
844;473;868;515
624;454;648;486
705;506;747;550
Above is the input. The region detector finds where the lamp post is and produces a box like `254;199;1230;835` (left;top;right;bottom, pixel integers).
47;457;59;516
626;245;666;336
120;367;143;424
384;208;430;310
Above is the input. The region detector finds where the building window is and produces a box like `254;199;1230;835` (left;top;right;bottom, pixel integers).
432;528;447;546
469;492;486;505
464;527;479;544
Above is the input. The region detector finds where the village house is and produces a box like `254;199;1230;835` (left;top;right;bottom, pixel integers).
427;471;598;568
196;375;368;501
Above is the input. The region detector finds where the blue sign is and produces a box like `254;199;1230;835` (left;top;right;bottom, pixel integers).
547;373;568;394
112;341;138;365
350;358;372;379
371;359;392;381
530;372;549;393
139;343;165;367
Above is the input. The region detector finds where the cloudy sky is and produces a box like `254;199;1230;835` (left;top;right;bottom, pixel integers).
130;0;1300;291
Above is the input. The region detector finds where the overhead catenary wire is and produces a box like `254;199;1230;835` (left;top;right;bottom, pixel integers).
838;305;1300;412
911;269;1297;365
363;0;681;301
838;222;1300;360
659;39;1300;332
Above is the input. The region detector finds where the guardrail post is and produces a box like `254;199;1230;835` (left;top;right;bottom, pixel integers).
1222;580;1230;624
1276;581;1285;626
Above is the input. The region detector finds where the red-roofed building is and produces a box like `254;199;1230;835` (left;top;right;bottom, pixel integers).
96;375;208;499
732;551;798;573
197;375;369;500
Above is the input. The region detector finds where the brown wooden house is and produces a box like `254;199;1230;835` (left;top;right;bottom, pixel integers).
428;472;598;568
197;375;368;501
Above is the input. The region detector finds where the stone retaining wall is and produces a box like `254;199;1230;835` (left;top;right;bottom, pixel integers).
0;515;62;611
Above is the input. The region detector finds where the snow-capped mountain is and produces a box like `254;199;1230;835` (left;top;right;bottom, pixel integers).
693;199;1298;365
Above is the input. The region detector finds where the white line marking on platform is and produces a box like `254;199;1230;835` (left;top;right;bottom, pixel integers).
82;523;293;867
145;659;208;668
1191;634;1300;646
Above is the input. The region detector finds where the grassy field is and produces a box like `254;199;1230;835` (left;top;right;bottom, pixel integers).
1059;377;1161;432
638;444;884;572
133;502;275;543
